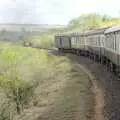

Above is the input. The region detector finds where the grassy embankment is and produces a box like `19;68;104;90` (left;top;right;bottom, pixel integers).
23;33;55;49
0;41;94;120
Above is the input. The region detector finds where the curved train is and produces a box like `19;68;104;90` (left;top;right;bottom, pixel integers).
55;26;120;77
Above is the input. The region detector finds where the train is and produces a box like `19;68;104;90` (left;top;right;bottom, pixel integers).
55;26;120;77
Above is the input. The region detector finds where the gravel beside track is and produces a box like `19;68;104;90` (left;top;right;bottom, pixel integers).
67;54;120;120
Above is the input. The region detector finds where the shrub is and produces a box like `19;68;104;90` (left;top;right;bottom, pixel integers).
24;34;54;49
0;43;72;118
0;101;14;120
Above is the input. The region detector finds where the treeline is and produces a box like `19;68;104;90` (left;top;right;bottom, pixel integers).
23;13;120;49
68;13;120;31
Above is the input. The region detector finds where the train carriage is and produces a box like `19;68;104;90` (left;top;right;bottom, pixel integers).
104;26;120;74
54;26;120;76
71;33;85;49
84;28;106;61
70;32;86;55
55;34;71;52
55;35;62;49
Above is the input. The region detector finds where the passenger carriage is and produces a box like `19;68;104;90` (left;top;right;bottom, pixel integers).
104;26;120;75
70;32;86;55
55;34;71;52
54;26;120;77
83;28;106;61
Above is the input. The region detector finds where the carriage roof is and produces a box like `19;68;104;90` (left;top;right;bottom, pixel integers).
70;28;108;36
84;28;107;36
104;26;120;34
55;34;70;37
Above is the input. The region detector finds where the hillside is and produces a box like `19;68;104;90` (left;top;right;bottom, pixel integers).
0;24;66;42
67;13;120;32
0;24;66;31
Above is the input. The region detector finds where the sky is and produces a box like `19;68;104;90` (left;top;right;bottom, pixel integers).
0;0;120;25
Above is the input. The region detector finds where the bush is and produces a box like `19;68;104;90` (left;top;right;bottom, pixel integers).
23;34;55;49
0;75;36;114
0;101;14;120
0;43;72;119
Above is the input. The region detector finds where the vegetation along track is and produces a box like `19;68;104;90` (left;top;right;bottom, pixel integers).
73;62;104;120
64;53;120;120
25;47;120;120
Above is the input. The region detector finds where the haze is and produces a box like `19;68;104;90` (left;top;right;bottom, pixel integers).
0;0;120;25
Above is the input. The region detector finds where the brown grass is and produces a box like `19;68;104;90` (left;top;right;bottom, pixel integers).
16;63;94;120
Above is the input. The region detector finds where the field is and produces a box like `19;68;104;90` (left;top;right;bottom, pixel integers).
0;42;94;120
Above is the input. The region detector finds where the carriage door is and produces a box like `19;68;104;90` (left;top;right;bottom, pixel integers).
60;37;62;48
69;37;71;48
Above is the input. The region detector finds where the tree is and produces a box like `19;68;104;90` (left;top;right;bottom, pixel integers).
68;13;120;30
102;15;112;22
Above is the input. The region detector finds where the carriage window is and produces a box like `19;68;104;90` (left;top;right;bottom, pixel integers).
77;36;79;44
76;36;77;44
102;36;105;47
76;37;78;44
74;37;75;44
97;36;99;46
108;34;111;49
106;34;109;49
111;33;114;50
78;36;79;44
116;31;120;53
79;37;80;44
75;37;77;44
79;37;81;44
76;37;77;44
112;33;114;50
82;37;83;44
73;37;75;44
71;38;73;44
112;34;114;50
114;33;116;51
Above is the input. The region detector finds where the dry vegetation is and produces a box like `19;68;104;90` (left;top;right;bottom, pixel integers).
24;33;55;49
0;42;94;120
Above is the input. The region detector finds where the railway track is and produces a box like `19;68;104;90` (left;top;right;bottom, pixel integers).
63;52;120;120
48;48;120;120
73;62;104;120
24;45;120;119
23;45;57;51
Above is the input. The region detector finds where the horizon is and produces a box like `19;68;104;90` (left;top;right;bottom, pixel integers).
0;23;66;25
0;13;119;26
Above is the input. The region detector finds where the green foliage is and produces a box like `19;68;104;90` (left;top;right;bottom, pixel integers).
0;101;14;120
0;43;72;119
68;13;120;30
102;15;112;22
0;75;35;114
24;33;55;49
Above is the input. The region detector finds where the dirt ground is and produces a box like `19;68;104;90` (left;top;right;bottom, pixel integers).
37;68;94;120
16;54;98;120
67;53;120;120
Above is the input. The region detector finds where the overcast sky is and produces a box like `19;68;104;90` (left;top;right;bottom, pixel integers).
0;0;120;25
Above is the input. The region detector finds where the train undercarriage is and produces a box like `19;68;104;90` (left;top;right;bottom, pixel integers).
58;48;120;81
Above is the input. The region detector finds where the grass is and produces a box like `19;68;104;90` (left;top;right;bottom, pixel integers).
23;33;55;49
37;69;94;120
0;42;72;119
0;42;94;120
